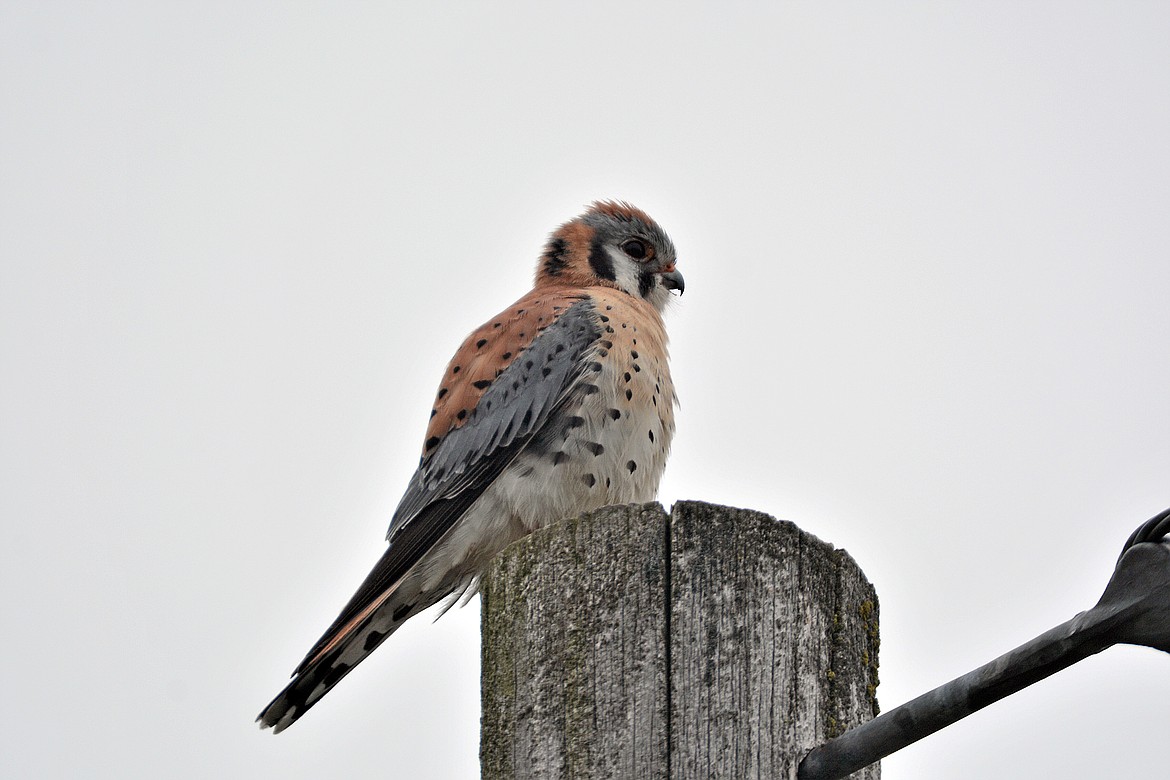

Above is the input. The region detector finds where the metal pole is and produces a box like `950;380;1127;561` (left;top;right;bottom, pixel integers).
799;507;1170;780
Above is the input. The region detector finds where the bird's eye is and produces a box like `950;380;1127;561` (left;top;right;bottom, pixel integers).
621;239;648;260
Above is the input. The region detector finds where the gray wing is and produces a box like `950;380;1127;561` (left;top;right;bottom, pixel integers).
388;296;601;539
289;297;601;672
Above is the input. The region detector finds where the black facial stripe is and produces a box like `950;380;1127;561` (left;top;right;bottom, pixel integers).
588;236;616;281
637;269;655;297
542;237;569;277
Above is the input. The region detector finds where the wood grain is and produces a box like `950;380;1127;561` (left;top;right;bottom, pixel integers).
481;503;670;780
482;501;879;779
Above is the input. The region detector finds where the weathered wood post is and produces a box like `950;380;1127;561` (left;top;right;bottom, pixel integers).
481;500;880;779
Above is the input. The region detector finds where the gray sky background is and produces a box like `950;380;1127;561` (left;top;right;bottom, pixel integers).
3;3;1169;778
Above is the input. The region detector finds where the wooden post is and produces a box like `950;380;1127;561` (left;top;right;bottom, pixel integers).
481;501;880;780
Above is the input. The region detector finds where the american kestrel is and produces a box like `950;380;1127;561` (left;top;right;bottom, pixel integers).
258;201;683;732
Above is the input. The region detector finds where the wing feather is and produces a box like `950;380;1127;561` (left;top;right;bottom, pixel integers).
291;296;601;672
389;296;600;535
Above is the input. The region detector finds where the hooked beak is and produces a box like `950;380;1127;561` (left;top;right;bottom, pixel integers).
660;266;685;295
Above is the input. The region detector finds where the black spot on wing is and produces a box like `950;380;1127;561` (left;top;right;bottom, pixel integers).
363;630;387;652
321;661;351;690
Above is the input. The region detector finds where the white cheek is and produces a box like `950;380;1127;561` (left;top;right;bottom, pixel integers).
606;246;644;296
604;246;672;312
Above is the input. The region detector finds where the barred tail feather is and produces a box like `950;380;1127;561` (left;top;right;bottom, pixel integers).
256;591;435;733
258;491;482;732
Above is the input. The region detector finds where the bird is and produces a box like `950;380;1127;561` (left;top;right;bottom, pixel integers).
257;201;684;732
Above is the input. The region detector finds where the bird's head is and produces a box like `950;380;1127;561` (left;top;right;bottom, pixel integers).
536;201;684;312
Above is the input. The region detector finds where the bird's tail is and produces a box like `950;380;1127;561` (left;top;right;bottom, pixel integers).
256;547;470;734
256;577;448;733
258;491;482;732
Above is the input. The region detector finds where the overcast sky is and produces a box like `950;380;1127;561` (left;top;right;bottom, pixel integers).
3;3;1169;778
